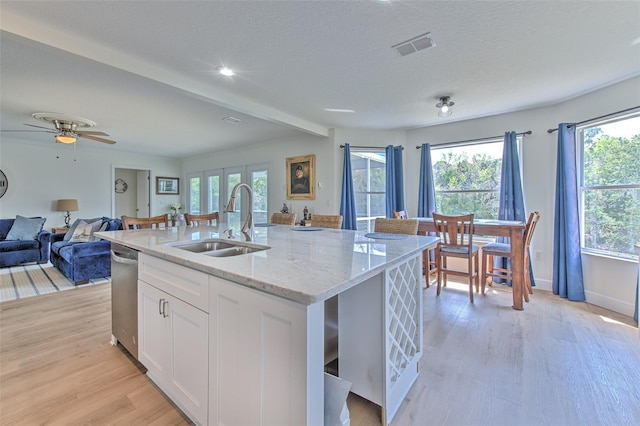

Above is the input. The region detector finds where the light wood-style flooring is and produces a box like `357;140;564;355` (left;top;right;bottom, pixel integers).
1;280;639;425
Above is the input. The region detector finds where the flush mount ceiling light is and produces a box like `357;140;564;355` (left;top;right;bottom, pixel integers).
216;66;235;77
436;96;454;117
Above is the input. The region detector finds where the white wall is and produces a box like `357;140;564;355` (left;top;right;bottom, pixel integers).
0;137;181;227
181;132;335;222
405;75;640;317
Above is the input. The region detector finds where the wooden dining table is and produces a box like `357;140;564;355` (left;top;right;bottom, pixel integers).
417;218;528;310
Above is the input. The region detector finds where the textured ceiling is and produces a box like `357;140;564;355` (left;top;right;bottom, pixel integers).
1;1;639;157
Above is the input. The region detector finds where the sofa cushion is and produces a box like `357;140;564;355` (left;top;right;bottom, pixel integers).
54;240;111;263
5;216;46;241
0;239;40;252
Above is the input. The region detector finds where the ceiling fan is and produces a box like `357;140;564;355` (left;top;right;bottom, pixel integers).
2;113;116;145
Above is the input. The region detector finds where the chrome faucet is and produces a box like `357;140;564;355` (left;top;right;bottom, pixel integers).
225;183;254;242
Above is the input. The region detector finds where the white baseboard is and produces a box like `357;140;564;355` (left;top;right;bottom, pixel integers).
532;277;552;292
533;278;635;318
585;290;636;318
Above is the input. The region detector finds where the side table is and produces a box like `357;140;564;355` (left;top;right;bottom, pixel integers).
52;227;70;234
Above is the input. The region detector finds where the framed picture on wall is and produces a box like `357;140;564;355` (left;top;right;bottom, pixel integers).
286;154;315;200
156;177;180;195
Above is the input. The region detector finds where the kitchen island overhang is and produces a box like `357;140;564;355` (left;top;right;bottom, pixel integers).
98;224;438;425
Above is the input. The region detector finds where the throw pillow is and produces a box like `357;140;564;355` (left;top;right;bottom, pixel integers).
63;217;102;242
6;215;46;241
70;224;93;242
69;219;103;242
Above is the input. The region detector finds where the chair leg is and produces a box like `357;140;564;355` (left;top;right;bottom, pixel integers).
481;251;487;294
435;249;442;296
474;253;480;293
442;256;448;287
487;254;494;287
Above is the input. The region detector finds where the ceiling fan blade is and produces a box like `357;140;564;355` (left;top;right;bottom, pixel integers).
77;131;109;136
78;134;116;144
24;123;55;131
1;129;54;133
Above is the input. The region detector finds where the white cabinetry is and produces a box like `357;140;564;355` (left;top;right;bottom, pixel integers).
209;275;324;426
138;254;209;425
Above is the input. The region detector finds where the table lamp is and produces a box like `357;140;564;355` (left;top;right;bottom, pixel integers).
57;199;79;227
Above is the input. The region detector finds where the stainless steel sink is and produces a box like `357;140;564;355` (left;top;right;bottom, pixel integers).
168;239;269;257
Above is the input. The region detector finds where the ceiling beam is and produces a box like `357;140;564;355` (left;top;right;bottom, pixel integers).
0;11;330;138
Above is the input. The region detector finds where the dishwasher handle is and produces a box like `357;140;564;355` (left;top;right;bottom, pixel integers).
111;250;138;265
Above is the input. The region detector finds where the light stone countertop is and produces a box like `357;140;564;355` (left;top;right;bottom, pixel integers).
96;224;438;305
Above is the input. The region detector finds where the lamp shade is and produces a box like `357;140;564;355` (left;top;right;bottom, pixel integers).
57;199;79;212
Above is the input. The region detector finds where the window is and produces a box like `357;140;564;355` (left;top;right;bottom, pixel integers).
431;139;515;219
187;175;201;214
579;113;640;259
186;164;269;224
249;166;268;224
351;150;386;232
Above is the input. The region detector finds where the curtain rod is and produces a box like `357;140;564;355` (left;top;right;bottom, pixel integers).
414;130;532;149
339;145;404;150
547;106;640;133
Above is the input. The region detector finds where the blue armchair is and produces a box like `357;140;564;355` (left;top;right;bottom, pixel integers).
0;218;52;268
50;217;122;284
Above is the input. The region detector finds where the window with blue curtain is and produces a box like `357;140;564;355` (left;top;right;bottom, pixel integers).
431;137;522;219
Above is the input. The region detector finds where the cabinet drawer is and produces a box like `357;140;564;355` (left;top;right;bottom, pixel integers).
139;253;209;312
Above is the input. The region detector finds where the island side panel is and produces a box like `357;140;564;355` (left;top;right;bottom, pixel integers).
384;254;423;423
338;272;385;406
209;275;324;426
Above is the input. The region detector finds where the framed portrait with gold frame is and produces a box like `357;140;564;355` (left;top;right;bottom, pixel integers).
286;154;315;200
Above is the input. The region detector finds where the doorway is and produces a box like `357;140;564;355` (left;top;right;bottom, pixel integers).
113;167;151;219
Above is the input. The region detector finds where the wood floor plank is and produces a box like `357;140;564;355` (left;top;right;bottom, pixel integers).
1;279;639;425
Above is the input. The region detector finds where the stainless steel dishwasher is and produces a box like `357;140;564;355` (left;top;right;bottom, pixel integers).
110;243;139;359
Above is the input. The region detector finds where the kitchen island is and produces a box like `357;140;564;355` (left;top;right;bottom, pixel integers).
98;223;437;425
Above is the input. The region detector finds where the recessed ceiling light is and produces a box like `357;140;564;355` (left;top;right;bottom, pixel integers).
324;108;355;113
216;66;235;77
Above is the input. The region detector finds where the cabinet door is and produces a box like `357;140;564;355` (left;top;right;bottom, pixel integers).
209;276;324;426
138;280;209;425
167;294;209;425
138;280;171;381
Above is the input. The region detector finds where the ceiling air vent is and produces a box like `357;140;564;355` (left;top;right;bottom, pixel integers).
392;32;435;56
222;116;243;124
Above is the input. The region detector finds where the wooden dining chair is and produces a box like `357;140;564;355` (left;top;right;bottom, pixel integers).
310;214;343;229
184;212;219;226
269;212;297;225
432;213;480;303
481;211;541;300
374;217;419;235
121;214;169;230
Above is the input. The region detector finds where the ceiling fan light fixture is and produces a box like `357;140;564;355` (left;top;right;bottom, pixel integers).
436;96;454;117
55;133;77;144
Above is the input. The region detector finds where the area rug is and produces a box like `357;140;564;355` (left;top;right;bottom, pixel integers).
0;262;110;303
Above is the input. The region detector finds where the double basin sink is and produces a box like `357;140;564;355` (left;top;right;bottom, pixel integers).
168;239;269;257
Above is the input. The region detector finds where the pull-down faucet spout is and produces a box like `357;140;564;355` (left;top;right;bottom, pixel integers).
225;183;254;242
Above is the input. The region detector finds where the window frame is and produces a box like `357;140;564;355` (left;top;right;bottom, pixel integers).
430;136;522;220
577;111;640;260
350;149;386;232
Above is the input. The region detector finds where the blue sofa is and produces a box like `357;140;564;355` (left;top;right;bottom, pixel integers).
0;218;52;268
50;217;122;284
